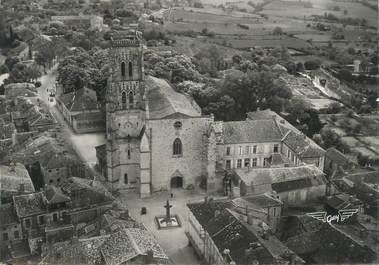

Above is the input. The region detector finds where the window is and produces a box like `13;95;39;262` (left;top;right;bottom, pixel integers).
48;169;52;173
226;160;231;169
122;92;127;109
124;173;128;184
14;230;19;239
174;121;182;129
287;149;290;158
237;159;242;168
245;146;250;155
56;168;59;171
127;149;131;159
25;219;31;228
253;145;257;154
173;138;182;156
121;62;126;77
49;179;53;184
264;158;270;167
128;92;134;105
252;158;257;167
38;216;44;225
273;144;279;153
2;233;8;241
226;147;231;156
273;207;276;217
128;62;133;77
53;213;58;222
239;146;243;155
57;178;61;182
244;158;250;167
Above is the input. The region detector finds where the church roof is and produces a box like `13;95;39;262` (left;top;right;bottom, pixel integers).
145;76;201;119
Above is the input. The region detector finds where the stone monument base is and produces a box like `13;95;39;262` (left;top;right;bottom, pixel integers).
155;215;181;230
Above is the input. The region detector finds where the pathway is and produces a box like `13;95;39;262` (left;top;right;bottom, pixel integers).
36;65;106;169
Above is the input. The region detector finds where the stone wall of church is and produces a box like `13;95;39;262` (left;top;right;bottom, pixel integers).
148;116;213;192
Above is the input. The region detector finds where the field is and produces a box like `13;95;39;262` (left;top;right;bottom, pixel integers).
320;114;379;159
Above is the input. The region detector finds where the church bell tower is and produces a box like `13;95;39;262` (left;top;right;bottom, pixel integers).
105;30;146;191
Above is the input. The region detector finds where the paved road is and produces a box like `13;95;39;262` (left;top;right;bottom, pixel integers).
37;66;105;169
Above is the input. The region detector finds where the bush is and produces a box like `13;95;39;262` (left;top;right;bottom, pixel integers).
34;81;42;87
304;59;321;70
194;2;204;8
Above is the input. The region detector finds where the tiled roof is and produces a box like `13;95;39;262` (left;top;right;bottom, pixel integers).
222;119;283;144
127;228;168;260
0;203;18;225
13;192;46;218
241;193;283;208
282;131;325;158
188;201;273;265
246;109;277;120
146;76;201;119
44;152;80;169
234;165;325;188
41;235;110;265
4;83;37;98
0;163;35;193
11;135;65;166
58;87;99;112
100;229;139;265
59;177;114;208
272;178;313;193
326;147;352;166
45;185;71;204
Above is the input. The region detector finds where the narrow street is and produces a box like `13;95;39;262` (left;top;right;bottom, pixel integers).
37;65;105;169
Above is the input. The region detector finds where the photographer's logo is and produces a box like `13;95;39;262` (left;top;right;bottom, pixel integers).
306;209;358;223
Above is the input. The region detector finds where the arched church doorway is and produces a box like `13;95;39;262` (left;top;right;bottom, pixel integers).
170;176;183;189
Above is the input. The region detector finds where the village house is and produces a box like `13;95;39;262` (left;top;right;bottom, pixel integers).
9;98;56;133
0;203;23;258
39;205;168;265
0;177;114;261
246;109;325;171
186;198;304;265
4;83;37;99
51;15;104;31
324;147;356;176
279;214;378;264
56;87;105;133
232;193;283;232
0;162;35;204
231;165;326;206
10;135;86;188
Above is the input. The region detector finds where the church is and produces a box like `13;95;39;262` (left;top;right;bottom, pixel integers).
96;30;217;197
96;30;326;198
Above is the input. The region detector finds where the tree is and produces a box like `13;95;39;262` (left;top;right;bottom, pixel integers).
304;59;321;70
273;26;283;35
